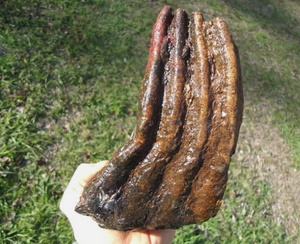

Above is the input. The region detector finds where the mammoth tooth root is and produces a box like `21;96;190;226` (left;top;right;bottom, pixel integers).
75;6;243;231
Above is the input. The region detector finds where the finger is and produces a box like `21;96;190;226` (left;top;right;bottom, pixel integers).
68;213;128;244
78;161;109;186
60;161;108;216
69;161;109;194
119;231;152;244
60;162;130;244
149;229;176;244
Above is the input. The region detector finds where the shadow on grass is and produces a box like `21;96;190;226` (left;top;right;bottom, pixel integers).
222;0;300;104
224;0;299;36
218;0;300;167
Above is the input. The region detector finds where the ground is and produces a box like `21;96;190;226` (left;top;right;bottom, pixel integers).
0;0;299;243
236;99;300;236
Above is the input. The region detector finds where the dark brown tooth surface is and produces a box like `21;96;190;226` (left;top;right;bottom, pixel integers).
114;8;188;231
184;17;243;224
75;6;243;231
146;12;211;229
75;6;173;226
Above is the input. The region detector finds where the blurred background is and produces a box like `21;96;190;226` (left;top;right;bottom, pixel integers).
0;0;299;243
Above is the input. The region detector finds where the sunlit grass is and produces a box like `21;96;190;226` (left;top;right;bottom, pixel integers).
0;0;299;243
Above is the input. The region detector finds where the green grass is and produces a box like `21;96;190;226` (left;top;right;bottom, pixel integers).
1;0;299;243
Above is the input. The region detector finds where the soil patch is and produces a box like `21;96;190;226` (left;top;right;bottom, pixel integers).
234;99;300;237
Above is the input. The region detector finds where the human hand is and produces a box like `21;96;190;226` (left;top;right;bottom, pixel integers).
60;161;175;244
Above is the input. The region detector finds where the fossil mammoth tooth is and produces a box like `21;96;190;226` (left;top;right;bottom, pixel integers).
75;6;243;231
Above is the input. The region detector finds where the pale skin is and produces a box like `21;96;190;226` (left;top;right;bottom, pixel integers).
60;161;176;244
